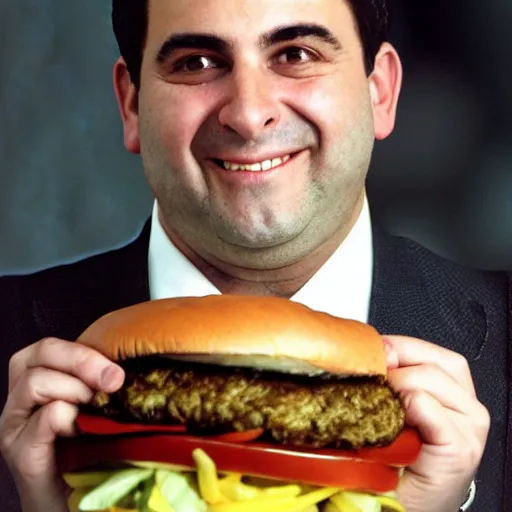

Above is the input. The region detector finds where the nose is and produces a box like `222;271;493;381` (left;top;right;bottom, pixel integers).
218;66;280;141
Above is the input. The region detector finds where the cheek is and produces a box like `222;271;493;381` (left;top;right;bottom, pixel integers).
140;84;212;158
285;77;370;147
138;84;221;198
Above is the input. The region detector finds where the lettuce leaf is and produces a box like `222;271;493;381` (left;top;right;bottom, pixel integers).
155;469;208;512
78;468;154;511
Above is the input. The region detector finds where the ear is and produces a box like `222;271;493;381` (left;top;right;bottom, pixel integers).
368;43;403;141
113;57;141;154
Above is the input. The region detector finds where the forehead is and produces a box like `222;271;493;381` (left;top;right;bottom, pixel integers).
146;0;358;45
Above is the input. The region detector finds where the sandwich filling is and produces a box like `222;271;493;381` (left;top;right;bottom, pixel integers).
88;358;404;449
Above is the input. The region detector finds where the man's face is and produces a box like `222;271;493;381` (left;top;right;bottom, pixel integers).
133;0;387;268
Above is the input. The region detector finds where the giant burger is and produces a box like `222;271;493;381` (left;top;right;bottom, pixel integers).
58;295;421;512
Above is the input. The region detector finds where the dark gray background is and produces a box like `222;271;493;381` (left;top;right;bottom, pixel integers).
1;1;511;275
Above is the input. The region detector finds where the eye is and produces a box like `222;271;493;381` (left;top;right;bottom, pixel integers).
173;55;224;73
274;47;318;65
166;54;229;84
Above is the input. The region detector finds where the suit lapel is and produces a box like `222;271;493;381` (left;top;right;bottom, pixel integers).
368;226;424;339
368;227;488;360
31;218;151;340
505;278;512;508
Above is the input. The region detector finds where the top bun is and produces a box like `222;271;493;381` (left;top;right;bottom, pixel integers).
77;295;386;377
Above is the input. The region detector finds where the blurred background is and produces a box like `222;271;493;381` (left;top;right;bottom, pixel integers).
1;0;511;274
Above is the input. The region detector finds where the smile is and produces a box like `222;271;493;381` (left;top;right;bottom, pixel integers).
214;154;293;172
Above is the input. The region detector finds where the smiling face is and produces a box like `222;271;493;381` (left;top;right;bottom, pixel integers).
115;0;401;270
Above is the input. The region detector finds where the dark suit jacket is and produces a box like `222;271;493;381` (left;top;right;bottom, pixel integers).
0;220;509;511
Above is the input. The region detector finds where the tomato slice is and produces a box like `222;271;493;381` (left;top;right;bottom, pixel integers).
57;434;400;493
351;427;421;466
75;413;421;467
77;414;263;442
76;414;187;435
209;429;265;443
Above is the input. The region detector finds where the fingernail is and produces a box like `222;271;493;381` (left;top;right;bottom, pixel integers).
101;365;124;391
382;337;399;368
383;336;393;351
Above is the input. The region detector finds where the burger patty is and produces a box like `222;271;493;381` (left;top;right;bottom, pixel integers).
90;359;405;449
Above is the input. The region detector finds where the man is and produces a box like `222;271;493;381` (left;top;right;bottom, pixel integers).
0;0;509;511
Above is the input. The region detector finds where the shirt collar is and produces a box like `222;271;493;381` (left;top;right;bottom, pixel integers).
148;198;373;323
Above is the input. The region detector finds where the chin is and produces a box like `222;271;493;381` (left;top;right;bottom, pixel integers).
214;216;308;249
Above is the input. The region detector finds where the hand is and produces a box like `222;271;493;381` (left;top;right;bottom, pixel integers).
0;337;125;512
384;335;489;512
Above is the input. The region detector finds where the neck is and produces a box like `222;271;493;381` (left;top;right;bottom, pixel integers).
159;199;364;298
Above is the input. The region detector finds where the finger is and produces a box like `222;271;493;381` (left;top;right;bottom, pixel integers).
11;401;77;512
401;389;456;446
401;389;484;500
27;400;79;445
383;335;476;396
8;338;124;393
8;401;78;480
5;368;93;425
388;365;483;417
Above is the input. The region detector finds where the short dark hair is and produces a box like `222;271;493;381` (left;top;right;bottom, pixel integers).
112;0;391;89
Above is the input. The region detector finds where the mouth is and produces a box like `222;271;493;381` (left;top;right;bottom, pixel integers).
210;152;300;172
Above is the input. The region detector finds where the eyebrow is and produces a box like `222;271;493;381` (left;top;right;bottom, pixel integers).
156;34;229;63
260;24;342;50
156;23;341;63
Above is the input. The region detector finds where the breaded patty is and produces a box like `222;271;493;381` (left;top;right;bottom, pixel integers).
89;359;404;449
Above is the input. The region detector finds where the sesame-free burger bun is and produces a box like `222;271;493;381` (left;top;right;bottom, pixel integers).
77;295;386;377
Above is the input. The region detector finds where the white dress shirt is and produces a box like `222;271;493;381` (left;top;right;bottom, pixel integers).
148;199;373;323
